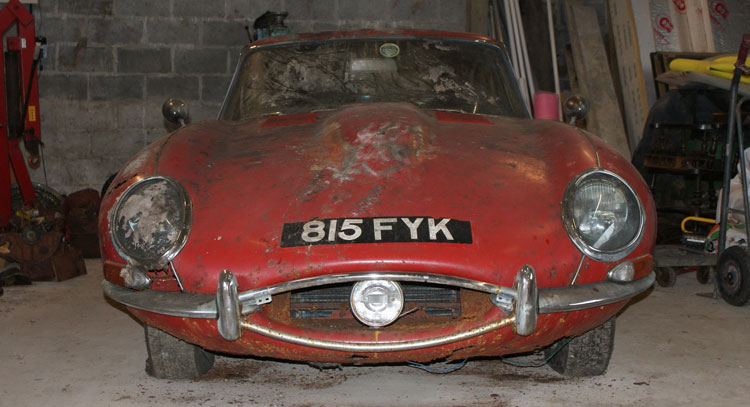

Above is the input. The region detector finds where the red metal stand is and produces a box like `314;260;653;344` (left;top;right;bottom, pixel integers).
0;0;41;227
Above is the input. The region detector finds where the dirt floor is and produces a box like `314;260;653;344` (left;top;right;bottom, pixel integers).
1;259;748;406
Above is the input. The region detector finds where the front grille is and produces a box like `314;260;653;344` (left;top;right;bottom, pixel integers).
289;282;461;319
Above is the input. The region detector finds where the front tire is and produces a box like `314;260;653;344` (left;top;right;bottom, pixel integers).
144;325;215;379
546;318;615;377
716;246;750;306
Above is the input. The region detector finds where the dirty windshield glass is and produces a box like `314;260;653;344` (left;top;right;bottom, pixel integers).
221;37;526;120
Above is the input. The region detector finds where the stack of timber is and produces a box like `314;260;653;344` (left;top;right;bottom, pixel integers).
565;0;631;159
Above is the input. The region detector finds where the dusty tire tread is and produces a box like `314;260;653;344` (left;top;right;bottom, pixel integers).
546;318;615;377
716;246;750;306
144;325;215;379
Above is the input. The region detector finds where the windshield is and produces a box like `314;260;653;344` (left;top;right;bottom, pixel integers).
221;37;527;120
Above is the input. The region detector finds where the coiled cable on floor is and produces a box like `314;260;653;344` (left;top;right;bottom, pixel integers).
407;358;468;374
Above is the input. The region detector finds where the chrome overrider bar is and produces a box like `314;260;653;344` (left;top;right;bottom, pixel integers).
102;264;655;352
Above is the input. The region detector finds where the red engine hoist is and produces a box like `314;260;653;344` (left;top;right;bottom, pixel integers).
0;1;85;284
0;0;43;228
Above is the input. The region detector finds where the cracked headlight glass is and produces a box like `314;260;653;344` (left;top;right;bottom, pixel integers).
562;170;644;262
110;176;191;269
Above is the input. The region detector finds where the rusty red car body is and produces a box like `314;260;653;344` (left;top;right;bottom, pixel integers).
100;30;656;377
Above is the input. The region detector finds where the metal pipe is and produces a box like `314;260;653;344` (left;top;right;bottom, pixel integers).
514;0;536;102
508;0;530;110
736;95;750;244
546;0;561;120
718;69;743;254
502;0;519;76
718;34;750;253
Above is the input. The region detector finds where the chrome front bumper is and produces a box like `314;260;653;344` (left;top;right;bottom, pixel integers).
103;265;654;352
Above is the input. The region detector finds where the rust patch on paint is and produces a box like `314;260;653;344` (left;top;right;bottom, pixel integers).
307;107;435;183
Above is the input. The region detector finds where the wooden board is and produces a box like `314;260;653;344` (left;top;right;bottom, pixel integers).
608;0;650;151
466;0;489;36
631;0;658;107
565;0;631;159
685;0;715;52
655;70;750;97
650;51;719;98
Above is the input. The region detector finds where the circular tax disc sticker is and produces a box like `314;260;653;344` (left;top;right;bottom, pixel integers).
379;43;400;58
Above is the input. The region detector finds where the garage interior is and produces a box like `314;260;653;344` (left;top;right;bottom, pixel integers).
1;0;749;406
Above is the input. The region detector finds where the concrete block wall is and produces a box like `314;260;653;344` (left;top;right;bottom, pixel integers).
29;0;467;194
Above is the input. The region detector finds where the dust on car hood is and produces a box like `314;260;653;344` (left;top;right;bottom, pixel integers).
154;103;599;291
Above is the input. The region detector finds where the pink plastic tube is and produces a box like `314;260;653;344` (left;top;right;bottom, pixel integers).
533;92;560;120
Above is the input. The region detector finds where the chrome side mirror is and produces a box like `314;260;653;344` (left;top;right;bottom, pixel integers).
562;94;589;125
162;98;190;127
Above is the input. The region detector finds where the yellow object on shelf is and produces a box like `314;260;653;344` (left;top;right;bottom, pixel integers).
669;56;750;84
681;216;716;233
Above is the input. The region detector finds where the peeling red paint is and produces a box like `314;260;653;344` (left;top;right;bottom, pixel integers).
99;31;656;365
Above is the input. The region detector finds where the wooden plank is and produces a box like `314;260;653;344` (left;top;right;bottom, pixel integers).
564;45;579;92
466;0;489;36
565;0;631;159
519;0;553;92
671;0;694;51
685;0;715;52
631;0;657;106
608;0;650;151
655;70;750;97
649;51;718;98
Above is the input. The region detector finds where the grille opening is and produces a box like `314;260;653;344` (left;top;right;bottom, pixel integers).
289;282;461;320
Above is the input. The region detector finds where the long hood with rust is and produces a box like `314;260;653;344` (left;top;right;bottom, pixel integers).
111;103;642;292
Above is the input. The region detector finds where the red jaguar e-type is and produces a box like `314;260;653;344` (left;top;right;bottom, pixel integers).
100;30;655;379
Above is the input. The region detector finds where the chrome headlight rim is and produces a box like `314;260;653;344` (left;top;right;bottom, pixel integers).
562;169;645;262
109;175;192;269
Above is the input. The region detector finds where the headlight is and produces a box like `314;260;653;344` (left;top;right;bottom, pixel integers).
110;176;191;269
562;170;644;262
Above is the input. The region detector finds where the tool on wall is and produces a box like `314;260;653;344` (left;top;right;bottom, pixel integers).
244;11;290;46
0;0;44;227
0;0;86;282
252;11;290;41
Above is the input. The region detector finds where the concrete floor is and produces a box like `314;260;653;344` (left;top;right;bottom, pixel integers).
1;259;748;407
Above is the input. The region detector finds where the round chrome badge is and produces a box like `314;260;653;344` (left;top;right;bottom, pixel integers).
379;42;400;58
350;280;404;327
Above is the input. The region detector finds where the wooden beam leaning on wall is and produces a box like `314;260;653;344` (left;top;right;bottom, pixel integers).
565;0;631;160
608;0;649;152
466;0;489;36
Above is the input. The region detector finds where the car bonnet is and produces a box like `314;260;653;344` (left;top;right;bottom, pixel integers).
153;103;601;292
